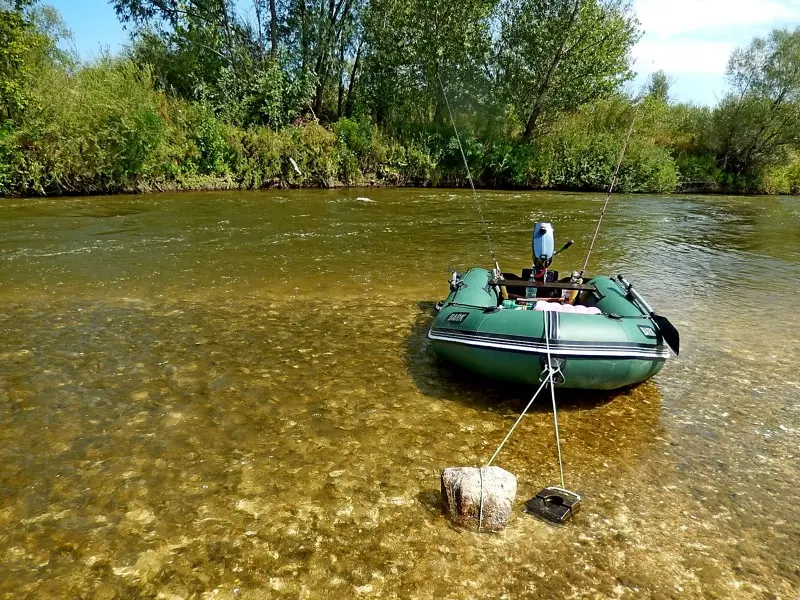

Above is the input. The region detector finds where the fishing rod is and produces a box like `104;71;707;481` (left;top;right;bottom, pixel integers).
578;92;644;278
436;72;501;276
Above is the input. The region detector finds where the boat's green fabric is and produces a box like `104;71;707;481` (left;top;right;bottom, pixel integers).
428;268;668;390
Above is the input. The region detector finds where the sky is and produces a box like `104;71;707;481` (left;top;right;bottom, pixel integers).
630;0;800;104
46;0;800;106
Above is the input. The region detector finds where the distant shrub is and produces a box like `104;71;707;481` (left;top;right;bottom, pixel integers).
617;139;679;193
402;142;437;185
787;156;800;194
676;154;723;191
283;122;339;186
224;125;282;189
191;104;229;176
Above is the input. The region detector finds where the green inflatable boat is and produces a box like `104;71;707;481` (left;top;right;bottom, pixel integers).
429;225;679;390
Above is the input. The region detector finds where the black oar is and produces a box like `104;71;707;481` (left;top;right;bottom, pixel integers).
617;276;680;355
650;314;680;355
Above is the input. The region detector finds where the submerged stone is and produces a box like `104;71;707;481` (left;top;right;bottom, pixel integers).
440;466;517;532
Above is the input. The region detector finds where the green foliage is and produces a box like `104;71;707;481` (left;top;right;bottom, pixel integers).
224;125;282;188
0;2;65;118
3;4;800;197
0;120;20;191
283;122;339;186
788;156;800;194
0;8;31;117
243;62;316;129
618;139;679;193
675;154;722;190
401;143;438;184
362;0;496;130
332;116;375;178
191;104;229;175
647;70;672;103
710;28;800;184
0;59;171;194
499;0;640;140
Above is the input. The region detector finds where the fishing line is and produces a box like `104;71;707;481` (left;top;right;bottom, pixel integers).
436;71;500;273
579;91;645;278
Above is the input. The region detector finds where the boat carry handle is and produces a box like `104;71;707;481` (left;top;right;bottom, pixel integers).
617;275;680;355
616;275;654;315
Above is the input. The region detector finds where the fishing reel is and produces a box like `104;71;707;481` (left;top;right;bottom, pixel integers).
448;266;466;292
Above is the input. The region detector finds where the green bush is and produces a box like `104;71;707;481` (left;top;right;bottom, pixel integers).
283;122;339;186
191;104;229;176
0;58;176;194
0;121;19;194
757;154;800;194
224;125;282;189
617;139;679;193
676;154;723;191
787;156;800;194
402;142;437;185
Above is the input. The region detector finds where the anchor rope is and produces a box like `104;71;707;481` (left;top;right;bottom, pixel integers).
485;313;566;491
545;314;566;488
485;376;550;468
477;467;484;532
437;71;500;272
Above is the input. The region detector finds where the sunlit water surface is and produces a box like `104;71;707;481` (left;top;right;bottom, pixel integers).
0;190;798;599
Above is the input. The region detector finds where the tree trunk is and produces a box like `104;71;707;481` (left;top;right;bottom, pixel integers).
314;80;326;116
269;0;278;58
345;39;363;117
337;38;346;117
299;0;308;72
220;0;235;62
254;0;265;60
523;103;544;139
311;0;333;116
434;100;446;125
522;0;582;140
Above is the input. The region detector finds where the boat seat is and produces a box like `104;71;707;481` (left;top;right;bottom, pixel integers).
495;279;598;292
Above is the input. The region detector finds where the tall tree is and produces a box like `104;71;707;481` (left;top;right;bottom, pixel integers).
361;0;495;129
714;27;800;178
647;69;672;103
0;0;37;118
114;0;244;98
498;0;639;140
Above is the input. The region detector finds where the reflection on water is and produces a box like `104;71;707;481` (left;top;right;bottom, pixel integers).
0;190;798;598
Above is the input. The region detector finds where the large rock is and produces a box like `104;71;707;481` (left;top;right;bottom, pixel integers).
440;466;517;532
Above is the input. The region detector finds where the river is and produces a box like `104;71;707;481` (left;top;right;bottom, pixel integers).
0;189;797;599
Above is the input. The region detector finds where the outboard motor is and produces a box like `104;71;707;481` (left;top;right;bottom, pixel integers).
532;222;556;282
528;223;573;299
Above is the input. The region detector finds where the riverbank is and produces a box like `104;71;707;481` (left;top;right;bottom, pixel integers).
5;4;800;200
4;53;800;199
3;57;798;199
3;112;796;199
0;174;780;200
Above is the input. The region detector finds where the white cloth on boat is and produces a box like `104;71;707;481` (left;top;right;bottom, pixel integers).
534;301;601;314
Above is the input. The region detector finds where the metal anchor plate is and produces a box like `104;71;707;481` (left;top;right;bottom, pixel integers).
525;486;582;524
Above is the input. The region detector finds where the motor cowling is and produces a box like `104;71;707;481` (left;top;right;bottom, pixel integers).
532;222;555;275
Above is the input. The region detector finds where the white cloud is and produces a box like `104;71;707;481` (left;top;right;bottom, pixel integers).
633;39;735;74
634;0;799;38
630;0;800;102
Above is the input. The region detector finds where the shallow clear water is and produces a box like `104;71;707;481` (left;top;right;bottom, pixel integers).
0;189;798;599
